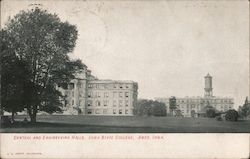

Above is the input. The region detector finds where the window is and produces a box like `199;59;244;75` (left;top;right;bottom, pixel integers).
72;100;74;105
125;110;129;114
97;92;101;98
113;84;117;88
72;91;74;97
88;92;92;98
78;83;82;88
125;100;129;107
96;101;101;107
79;100;82;106
104;100;108;107
125;92;129;98
95;109;100;114
88;84;93;88
113;92;117;98
87;110;92;114
113;109;116;114
120;85;123;89
69;83;74;89
126;85;129;89
79;91;83;97
95;84;99;89
119;109;122;114
103;109;108;114
119;100;123;107
87;100;92;107
119;92;123;98
104;92;109;98
113;101;117;107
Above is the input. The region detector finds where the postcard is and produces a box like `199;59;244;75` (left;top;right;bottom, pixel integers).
0;0;249;158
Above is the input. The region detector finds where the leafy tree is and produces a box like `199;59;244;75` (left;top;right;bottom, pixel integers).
206;108;216;118
203;102;217;118
39;84;63;114
152;101;166;116
174;109;183;117
225;109;238;121
1;7;84;122
135;99;166;117
135;99;153;116
169;96;177;116
0;30;30;121
191;110;196;117
238;97;250;119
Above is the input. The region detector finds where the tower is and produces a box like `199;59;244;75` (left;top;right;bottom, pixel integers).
204;73;213;97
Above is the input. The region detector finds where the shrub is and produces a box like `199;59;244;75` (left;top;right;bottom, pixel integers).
215;116;223;121
206;109;216;118
225;109;238;121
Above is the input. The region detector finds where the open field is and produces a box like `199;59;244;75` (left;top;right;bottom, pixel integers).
1;115;250;133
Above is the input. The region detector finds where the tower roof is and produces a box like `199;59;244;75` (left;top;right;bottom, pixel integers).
205;73;212;78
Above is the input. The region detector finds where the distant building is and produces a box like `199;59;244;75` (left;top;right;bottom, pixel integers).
57;65;138;116
156;74;234;117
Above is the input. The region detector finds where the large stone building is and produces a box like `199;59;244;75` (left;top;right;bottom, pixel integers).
57;65;138;116
156;74;234;117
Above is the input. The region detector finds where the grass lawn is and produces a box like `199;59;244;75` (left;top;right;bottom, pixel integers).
1;115;250;133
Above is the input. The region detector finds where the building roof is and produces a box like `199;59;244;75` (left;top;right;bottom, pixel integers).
155;96;234;100
89;79;137;84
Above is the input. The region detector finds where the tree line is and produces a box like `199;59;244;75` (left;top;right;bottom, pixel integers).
134;99;167;116
0;7;85;123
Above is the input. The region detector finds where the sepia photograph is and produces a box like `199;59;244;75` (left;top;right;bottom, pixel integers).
1;0;249;133
0;0;249;158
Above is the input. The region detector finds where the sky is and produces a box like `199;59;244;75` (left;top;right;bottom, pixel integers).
1;0;249;108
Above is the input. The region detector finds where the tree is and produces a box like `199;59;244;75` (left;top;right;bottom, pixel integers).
135;99;153;116
169;96;177;116
152;101;166;116
206;108;216;118
0;30;30;121
225;109;238;121
238;97;250;119
203;102;217;118
38;84;63;114
1;7;84;122
135;99;166;117
191;110;196;117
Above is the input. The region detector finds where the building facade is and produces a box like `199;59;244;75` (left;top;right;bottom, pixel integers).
156;74;234;117
57;66;138;116
86;80;138;116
